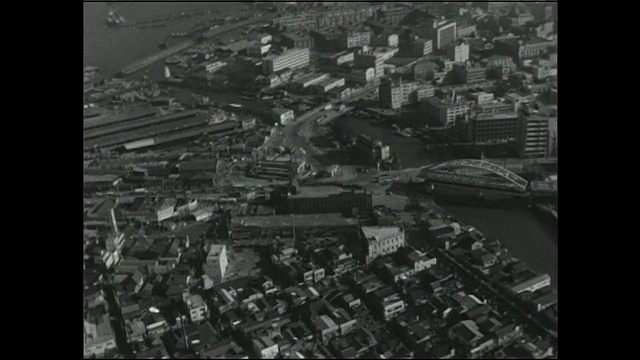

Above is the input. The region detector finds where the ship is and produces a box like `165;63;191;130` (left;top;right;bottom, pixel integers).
106;10;125;26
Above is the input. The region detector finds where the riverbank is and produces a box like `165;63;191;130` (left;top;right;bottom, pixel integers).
431;186;558;290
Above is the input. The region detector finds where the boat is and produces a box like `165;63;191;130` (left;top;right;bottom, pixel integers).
106;10;125;27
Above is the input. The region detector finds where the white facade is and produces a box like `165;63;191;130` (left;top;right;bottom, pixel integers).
255;33;273;45
450;42;470;62
184;293;209;323
156;198;177;222
387;34;399;47
312;77;346;94
510;274;551;294
273;108;295;125
533;65;557;80
248;43;272;56
361;226;405;264
472;92;494;105
263;48;310;74
204;244;228;283
205;61;227;73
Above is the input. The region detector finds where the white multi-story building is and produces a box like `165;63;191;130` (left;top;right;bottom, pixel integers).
448;42;470;62
424;97;469;127
203;244;228;283
360;226;405;264
263;48;310;74
183;293;209;323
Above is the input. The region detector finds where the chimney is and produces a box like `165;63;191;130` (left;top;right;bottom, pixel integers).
110;208;119;235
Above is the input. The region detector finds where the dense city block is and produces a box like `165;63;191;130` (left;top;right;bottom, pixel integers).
84;2;558;359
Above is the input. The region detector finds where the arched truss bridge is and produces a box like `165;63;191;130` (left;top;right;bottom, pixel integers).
418;159;530;193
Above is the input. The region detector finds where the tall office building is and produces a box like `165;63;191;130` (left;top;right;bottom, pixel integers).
414;20;457;51
518;105;553;158
263;48;311;74
468;113;519;144
379;77;403;109
436;22;457;51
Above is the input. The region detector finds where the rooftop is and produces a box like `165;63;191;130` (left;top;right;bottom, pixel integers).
290;186;348;199
233;214;358;228
272;107;294;115
360;226;403;243
208;244;226;258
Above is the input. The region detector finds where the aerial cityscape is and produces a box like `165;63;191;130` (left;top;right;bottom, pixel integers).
84;1;558;359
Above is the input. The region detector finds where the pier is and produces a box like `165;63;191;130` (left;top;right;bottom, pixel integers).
117;39;196;76
117;13;275;77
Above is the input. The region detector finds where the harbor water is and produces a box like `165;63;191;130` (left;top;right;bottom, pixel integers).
84;1;244;77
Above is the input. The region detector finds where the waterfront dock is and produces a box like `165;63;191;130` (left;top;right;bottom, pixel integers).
117;39;196;76
117;14;274;77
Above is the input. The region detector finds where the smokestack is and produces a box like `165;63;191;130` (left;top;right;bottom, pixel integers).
110;208;119;235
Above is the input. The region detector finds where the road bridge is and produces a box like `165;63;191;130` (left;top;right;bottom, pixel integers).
417;159;557;197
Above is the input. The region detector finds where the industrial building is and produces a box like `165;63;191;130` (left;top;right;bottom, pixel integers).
286;186;372;216
263;48;311;74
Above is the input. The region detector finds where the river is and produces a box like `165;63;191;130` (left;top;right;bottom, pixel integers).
432;188;558;290
333;116;558;290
